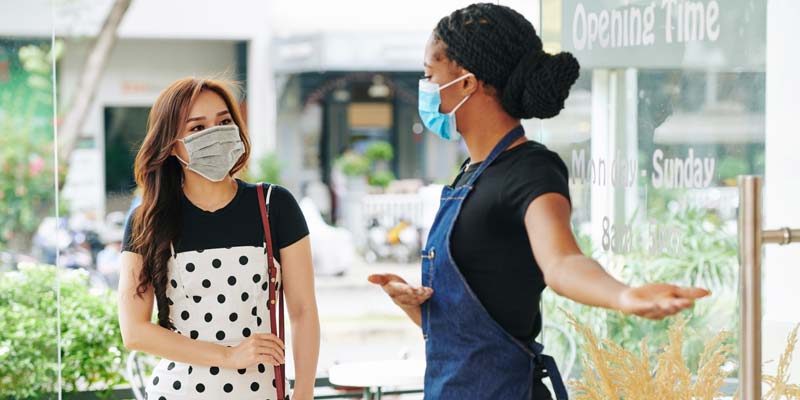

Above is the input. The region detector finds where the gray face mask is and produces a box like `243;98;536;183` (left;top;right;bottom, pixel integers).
175;124;245;182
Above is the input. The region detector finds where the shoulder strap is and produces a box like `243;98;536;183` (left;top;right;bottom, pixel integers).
256;183;286;399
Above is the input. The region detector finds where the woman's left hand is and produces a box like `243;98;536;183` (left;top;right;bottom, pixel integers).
617;283;710;319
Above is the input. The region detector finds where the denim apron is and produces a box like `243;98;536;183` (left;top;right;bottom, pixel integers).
421;126;569;400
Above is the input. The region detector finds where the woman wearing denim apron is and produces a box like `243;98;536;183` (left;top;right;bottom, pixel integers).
369;4;710;399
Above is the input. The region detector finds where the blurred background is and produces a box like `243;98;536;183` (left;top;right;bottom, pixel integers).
1;0;798;398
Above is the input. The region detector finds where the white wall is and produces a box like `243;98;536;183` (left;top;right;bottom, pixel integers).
1;0;537;39
268;0;539;35
0;0;52;37
53;0;270;40
1;0;271;39
763;0;800;379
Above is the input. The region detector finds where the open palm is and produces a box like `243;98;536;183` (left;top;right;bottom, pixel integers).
618;283;710;320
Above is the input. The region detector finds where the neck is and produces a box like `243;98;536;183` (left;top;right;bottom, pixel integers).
458;99;524;164
181;172;238;212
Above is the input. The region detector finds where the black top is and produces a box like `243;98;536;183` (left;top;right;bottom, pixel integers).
122;180;309;264
450;139;571;341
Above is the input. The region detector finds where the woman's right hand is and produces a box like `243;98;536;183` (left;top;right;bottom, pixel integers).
368;273;433;309
224;333;285;369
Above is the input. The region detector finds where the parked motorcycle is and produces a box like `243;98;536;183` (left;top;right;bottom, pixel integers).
364;217;420;264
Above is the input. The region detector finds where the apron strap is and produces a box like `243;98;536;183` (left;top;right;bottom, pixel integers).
532;341;569;400
257;183;286;400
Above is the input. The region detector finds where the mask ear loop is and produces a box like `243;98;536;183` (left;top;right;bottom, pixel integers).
440;73;474;116
448;94;472;116
439;72;475;91
171;137;189;166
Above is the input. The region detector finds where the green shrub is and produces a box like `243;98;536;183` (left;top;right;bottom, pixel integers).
364;141;394;163
368;170;396;189
243;153;283;185
0;43;63;252
0;264;127;398
543;206;739;377
336;153;370;177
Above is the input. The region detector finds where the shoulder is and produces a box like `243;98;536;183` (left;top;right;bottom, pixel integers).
122;204;141;252
238;180;298;205
125;204;141;226
506;141;569;177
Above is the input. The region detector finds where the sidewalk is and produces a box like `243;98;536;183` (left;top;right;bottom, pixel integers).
288;256;427;376
314;256;422;290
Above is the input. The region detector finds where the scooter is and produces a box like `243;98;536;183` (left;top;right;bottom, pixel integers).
364;217;420;264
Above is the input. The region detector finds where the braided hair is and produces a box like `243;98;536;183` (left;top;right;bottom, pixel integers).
434;3;580;119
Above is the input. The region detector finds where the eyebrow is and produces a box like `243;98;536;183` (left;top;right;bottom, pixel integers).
186;110;230;123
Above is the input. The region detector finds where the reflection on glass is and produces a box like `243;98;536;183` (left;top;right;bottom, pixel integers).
538;0;768;395
0;19;61;400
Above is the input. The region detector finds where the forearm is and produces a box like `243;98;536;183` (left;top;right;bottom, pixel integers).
123;322;231;368
289;307;320;399
545;254;628;310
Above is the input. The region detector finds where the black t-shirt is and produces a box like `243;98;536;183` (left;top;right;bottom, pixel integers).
122;180;309;264
450;139;571;341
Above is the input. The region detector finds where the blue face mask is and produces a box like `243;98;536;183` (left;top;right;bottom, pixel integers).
418;73;474;141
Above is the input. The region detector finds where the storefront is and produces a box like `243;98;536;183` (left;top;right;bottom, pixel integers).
536;0;800;396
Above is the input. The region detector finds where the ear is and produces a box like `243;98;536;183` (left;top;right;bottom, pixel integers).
170;138;181;157
460;72;480;97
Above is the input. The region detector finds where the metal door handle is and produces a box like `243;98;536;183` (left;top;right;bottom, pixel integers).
738;175;800;400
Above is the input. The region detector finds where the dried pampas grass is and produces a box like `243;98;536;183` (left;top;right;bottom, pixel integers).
758;323;800;400
567;311;800;400
566;311;734;400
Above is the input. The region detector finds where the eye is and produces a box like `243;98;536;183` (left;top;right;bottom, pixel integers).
220;118;233;125
420;74;431;80
190;124;205;132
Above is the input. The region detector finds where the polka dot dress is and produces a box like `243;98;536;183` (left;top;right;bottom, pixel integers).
144;244;290;400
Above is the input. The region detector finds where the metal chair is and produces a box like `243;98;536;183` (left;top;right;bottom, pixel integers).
123;350;158;400
540;322;578;380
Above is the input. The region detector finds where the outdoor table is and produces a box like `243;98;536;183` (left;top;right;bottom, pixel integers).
327;359;425;399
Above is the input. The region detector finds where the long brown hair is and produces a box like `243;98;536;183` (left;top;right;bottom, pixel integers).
129;78;250;329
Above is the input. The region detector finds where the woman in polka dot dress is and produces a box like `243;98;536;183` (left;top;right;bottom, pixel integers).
118;78;320;400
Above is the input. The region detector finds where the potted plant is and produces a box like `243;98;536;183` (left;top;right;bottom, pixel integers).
364;141;396;192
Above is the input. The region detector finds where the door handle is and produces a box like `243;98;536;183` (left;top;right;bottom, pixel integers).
738;175;800;400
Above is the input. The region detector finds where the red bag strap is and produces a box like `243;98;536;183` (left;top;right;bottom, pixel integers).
257;183;286;400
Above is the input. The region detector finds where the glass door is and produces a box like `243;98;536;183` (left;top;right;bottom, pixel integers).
0;2;62;398
533;1;796;398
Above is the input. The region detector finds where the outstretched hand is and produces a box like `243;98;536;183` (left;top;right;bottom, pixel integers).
617;283;710;320
368;273;433;309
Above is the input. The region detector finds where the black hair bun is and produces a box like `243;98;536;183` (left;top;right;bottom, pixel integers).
500;51;580;120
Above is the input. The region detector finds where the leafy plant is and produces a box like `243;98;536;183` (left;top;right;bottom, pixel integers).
0;264;127;398
717;156;750;185
336;142;397;189
368;170;396;189
543;206;739;377
0;42;63;252
364;141;394;163
243;153;283;185
336;152;370;177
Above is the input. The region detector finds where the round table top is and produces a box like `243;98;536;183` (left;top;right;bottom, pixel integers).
328;359;426;388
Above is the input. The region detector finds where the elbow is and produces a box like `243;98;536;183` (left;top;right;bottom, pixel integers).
120;327;142;351
541;260;565;295
544;276;564;296
288;303;319;325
